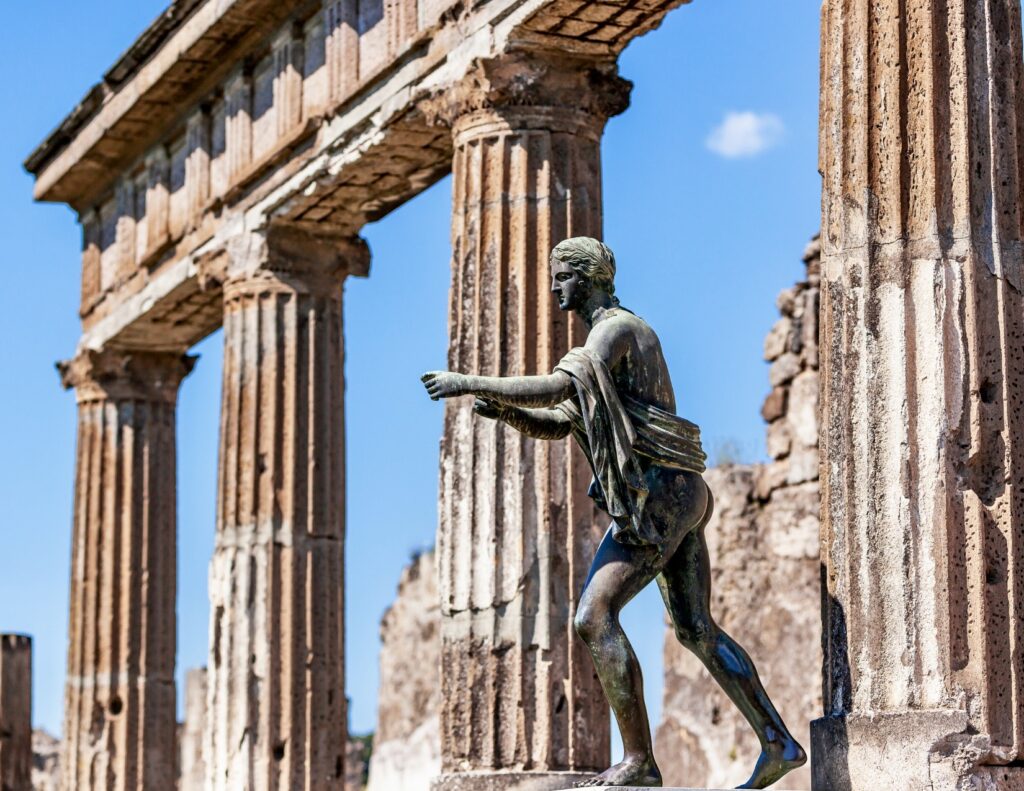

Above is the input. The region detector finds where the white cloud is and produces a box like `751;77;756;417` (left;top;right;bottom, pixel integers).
705;111;785;158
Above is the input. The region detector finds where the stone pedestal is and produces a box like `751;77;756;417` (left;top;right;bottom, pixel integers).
58;349;195;791
0;635;32;791
427;50;631;788
205;227;368;790
814;1;1024;788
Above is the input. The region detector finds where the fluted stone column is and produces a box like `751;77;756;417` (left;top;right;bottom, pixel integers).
58;348;194;791
206;226;368;790
0;635;32;791
814;2;1024;789
427;51;630;791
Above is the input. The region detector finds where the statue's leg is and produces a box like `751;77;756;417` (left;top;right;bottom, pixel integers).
656;521;807;789
573;528;666;788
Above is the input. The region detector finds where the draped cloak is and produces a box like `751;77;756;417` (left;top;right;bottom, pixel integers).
554;346;707;547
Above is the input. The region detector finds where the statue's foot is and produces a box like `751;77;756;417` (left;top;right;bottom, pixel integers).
574;755;662;787
736;737;806;789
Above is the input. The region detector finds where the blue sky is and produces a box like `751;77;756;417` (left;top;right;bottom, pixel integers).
0;0;820;747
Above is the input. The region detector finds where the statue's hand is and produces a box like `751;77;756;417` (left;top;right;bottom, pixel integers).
473;397;504;420
421;371;470;401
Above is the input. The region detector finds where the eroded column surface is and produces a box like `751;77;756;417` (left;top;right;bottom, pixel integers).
814;2;1024;789
58;348;194;791
427;51;630;791
0;635;32;791
206;227;368;791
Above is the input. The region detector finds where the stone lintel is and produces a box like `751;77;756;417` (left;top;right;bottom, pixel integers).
44;0;692;357
57;347;196;403
222;224;370;295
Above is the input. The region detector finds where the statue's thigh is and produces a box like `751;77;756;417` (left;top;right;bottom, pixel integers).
642;467;708;551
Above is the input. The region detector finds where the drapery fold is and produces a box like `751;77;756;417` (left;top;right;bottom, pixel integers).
554;346;706;546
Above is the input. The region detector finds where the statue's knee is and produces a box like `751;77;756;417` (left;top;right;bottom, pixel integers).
574;608;595;644
679;621;718;655
574;604;608;645
673;626;697;649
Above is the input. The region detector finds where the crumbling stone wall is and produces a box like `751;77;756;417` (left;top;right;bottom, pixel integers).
654;237;822;790
30;730;60;791
366;550;441;791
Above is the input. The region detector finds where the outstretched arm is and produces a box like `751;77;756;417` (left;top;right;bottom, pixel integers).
422;370;574;408
472;398;572;440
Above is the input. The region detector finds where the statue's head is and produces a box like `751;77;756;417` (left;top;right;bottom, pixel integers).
549;237;617;312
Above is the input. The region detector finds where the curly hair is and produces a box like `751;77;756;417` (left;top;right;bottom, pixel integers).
550;237;617;296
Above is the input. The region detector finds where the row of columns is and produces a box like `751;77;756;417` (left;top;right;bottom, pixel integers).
55;6;1024;788
59;46;626;790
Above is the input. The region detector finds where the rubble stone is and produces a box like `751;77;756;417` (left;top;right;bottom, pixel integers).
178;668;206;791
760;387;787;423
367;551;441;791
30;730;60;791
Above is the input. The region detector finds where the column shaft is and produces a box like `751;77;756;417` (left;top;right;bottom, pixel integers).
814;1;1024;788
206;230;367;790
58;349;193;791
432;52;630;790
0;635;32;791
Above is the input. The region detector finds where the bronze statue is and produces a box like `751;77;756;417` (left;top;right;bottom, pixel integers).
422;237;806;788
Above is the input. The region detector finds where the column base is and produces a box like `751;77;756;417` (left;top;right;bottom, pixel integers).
811;711;1024;791
431;771;597;791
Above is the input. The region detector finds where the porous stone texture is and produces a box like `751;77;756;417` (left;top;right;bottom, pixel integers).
814;2;1024;788
654;239;822;790
30;730;60;791
205;229;368;790
345;735;370;791
433;50;630;789
367;551;441;791
178;668;206;791
58;350;194;791
1;635;32;791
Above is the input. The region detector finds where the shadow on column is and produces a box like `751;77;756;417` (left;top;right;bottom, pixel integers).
810;563;851;791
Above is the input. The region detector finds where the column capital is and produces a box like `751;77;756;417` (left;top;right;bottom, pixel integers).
422;49;632;133
57;348;196;404
223;223;370;298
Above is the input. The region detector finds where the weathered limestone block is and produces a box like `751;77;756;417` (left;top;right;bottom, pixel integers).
367;551;442;791
205;226;368;790
429;49;631;790
815;2;1024;788
655;240;822;790
31;730;60;791
0;635;32;791
179;668;207;791
57;349;194;791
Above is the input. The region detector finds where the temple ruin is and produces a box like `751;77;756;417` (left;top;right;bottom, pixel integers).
17;0;1024;789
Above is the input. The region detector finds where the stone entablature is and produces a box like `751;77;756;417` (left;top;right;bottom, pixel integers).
24;0;690;357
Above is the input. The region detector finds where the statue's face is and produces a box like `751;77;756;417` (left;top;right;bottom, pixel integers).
550;257;589;311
